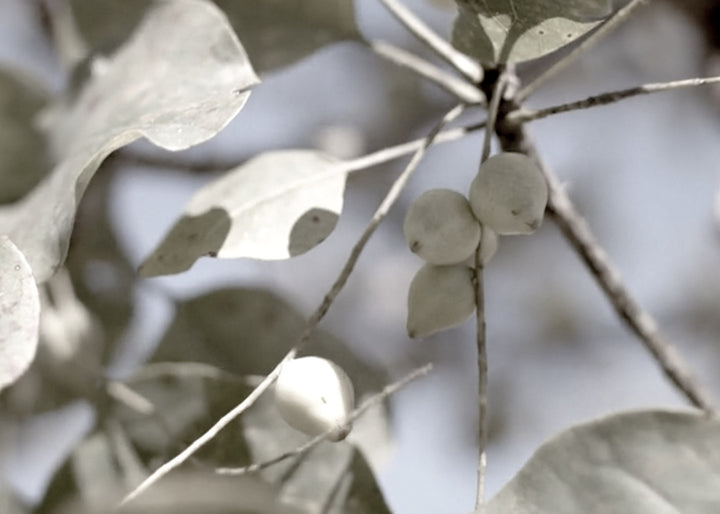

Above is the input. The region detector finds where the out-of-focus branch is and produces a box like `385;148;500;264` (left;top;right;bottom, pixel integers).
367;39;484;104
378;0;483;83
495;109;717;414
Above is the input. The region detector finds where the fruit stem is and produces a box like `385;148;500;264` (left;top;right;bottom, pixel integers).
473;245;488;512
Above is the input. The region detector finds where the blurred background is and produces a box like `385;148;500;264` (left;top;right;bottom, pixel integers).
1;0;720;513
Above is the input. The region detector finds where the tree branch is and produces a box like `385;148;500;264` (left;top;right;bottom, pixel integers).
511;76;720;123
215;363;433;476
494;114;717;414
473;72;507;512
119;103;465;507
517;0;650;101
378;0;483;83
367;39;484;104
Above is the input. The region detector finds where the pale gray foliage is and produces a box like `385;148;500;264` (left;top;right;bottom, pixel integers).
488;410;720;514
452;0;611;63
0;236;40;392
69;0;360;75
0;68;49;204
140;150;347;277
0;0;259;283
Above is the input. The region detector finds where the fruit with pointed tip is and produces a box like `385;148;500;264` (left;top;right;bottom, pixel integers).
403;188;481;265
407;263;475;338
469;152;548;235
274;356;354;441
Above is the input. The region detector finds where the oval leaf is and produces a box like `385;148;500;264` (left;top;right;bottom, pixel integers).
488;409;720;514
452;0;611;64
0;68;50;204
140;150;347;277
0;0;259;283
0;236;40;392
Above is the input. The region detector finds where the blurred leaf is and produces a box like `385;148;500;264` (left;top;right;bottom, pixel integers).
325;450;391;514
488;409;720;514
71;433;124;508
69;0;360;75
49;471;302;514
114;375;209;455
150;288;387;399
66;168;135;365
215;0;361;74
452;0;611;64
0;68;51;204
139;150;347;277
0;236;40;392
0;0;259;283
68;0;150;55
34;459;78;514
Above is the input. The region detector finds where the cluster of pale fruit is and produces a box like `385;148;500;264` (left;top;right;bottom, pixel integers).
405;152;549;337
272;153;548;443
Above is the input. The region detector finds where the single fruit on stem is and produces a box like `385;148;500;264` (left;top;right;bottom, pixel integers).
407;263;475;338
403;188;482;265
469;152;548;235
274;356;354;441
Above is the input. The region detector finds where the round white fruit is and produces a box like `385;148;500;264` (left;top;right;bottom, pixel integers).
407;263;475;338
403;188;481;265
274;356;354;441
469;152;548;235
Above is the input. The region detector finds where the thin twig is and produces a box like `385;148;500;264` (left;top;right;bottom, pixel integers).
119;104;465;507
367;39;484;104
481;74;507;162
473;73;507;512
378;0;482;83
117;119;486;176
473;246;488;512
517;0;650;101
511;76;720;123
107;381;156;416
494;117;717;414
215;363;433;476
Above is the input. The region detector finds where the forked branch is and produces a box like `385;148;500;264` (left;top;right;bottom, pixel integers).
215;363;433;476
378;0;483;83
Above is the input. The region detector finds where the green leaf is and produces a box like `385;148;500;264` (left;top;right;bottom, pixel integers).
139;150;347;277
150;288;387;399
488;409;720;514
452;0;611;64
0;0;259;283
0;236;40;392
0;68;51;204
69;0;360;75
